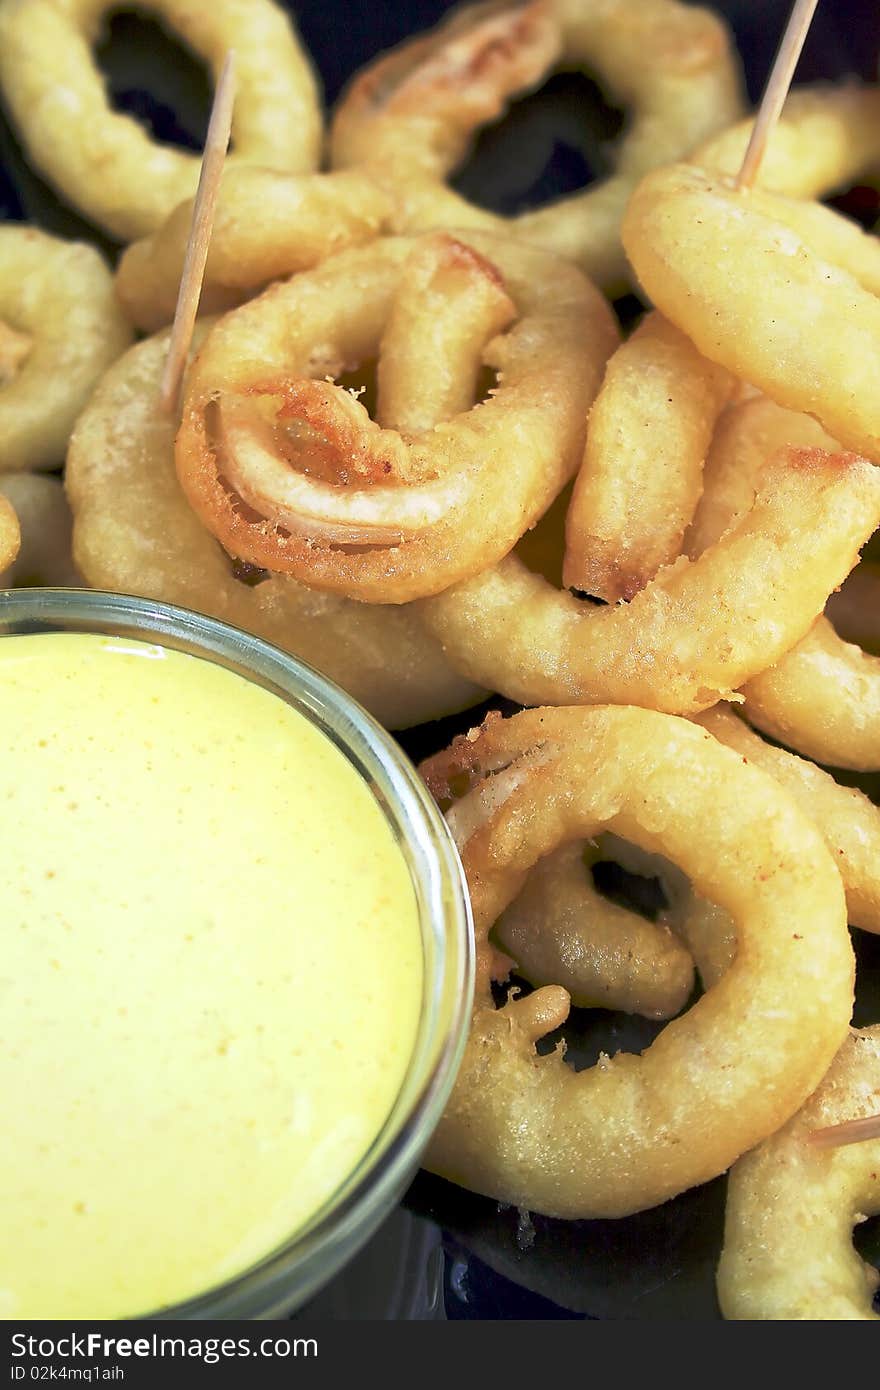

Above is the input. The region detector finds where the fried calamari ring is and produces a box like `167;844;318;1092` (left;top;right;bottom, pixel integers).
685;395;838;560
717;1028;880;1321
175;231;618;604
0;473;79;587
563;311;734;601
494;838;695;1019
419;706;853;1219
0;0;322;241
115;168;393;333
692;83;880;196
65;329;487;731
419;448;880;713
622;163;880;461
481;778;730;1011
696;705;880;936
740;618;880;774
684;396;880;773
330;0;743;291
0;494;20;574
0;226;132;473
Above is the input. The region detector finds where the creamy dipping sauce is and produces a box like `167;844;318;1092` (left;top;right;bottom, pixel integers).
0;633;423;1319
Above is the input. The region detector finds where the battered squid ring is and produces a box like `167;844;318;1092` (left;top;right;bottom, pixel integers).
0;0;322;241
696;705;880;936
685;395;838;561
0;474;79;588
685;396;880;772
419;447;880;714
65;328;487;732
494;837;696;1019
563;311;734;601
115;168;394;334
175;230;618;604
0;494;20;574
621;162;880;462
741;619;880;773
419;706;853;1219
717;1027;880;1320
0;225;132;472
330;0;743;291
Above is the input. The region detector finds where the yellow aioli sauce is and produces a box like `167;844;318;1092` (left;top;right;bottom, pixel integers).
0;632;423;1319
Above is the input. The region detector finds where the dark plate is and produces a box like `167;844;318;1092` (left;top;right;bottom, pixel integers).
3;0;878;1321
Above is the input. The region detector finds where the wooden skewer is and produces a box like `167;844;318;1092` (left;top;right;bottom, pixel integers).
159;50;236;414
808;1111;880;1150
734;0;821;191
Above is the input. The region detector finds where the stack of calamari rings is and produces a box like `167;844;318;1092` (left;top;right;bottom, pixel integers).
1;0;879;1319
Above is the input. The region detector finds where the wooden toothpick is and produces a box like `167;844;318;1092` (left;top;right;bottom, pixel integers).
160;50;236;414
808;1111;880;1150
734;0;821;191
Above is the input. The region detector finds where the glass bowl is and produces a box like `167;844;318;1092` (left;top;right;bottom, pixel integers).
0;586;474;1319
